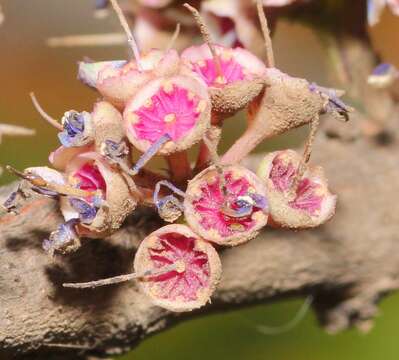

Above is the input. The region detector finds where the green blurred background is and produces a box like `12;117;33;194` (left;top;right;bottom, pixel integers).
1;1;399;359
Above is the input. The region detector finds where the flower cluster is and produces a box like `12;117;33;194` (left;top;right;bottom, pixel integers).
3;0;350;312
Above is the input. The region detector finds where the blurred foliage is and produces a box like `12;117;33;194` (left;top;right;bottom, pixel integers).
1;1;399;360
121;294;399;360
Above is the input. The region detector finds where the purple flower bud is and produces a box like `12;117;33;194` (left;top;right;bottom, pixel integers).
101;139;129;164
368;63;399;88
373;63;392;75
309;83;350;121
58;111;94;147
69;197;99;224
42;219;80;255
95;0;109;10
249;193;268;210
2;189;21;213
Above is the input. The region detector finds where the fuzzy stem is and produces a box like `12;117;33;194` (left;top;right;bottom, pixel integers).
109;0;142;69
166;23;181;51
291;115;320;192
63;263;177;289
202;135;221;169
166;151;192;183
256;0;275;68
183;3;223;78
201;133;228;195
30;93;63;130
195;119;222;171
221;123;267;165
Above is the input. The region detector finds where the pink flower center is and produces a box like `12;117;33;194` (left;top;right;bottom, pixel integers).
192;172;259;237
73;163;106;194
270;157;296;192
269;157;322;215
133;84;203;143
147;233;210;302
191;55;245;87
289;178;323;216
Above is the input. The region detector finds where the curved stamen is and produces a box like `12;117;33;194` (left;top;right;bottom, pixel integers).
30;92;63;130
108;0;142;69
132;134;172;175
63;263;178;289
153;180;186;208
256;0;275;67
183;3;223;79
166;23;181;51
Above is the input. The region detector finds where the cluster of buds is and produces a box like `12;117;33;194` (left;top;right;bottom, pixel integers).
3;0;351;312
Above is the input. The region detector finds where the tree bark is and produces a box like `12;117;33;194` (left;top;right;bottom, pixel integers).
1;125;399;359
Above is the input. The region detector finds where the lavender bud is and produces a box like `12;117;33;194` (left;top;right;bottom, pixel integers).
43;219;80;255
156;195;184;223
58;110;94;147
309;83;350;122
368;63;399;89
69;197;99;224
101;139;129;165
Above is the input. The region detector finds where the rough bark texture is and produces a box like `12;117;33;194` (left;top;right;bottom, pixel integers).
1;123;399;359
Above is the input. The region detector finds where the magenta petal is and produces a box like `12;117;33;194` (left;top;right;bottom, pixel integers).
147;232;210;301
133;84;201;143
193;172;258;237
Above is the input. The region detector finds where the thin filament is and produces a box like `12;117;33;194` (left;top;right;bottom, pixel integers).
109;0;142;69
30;93;63;130
166;23;181;51
183;3;223;78
256;0;275;67
292;115;320;192
132;134;172;175
256;296;313;335
153;179;186;206
63;263;177;289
